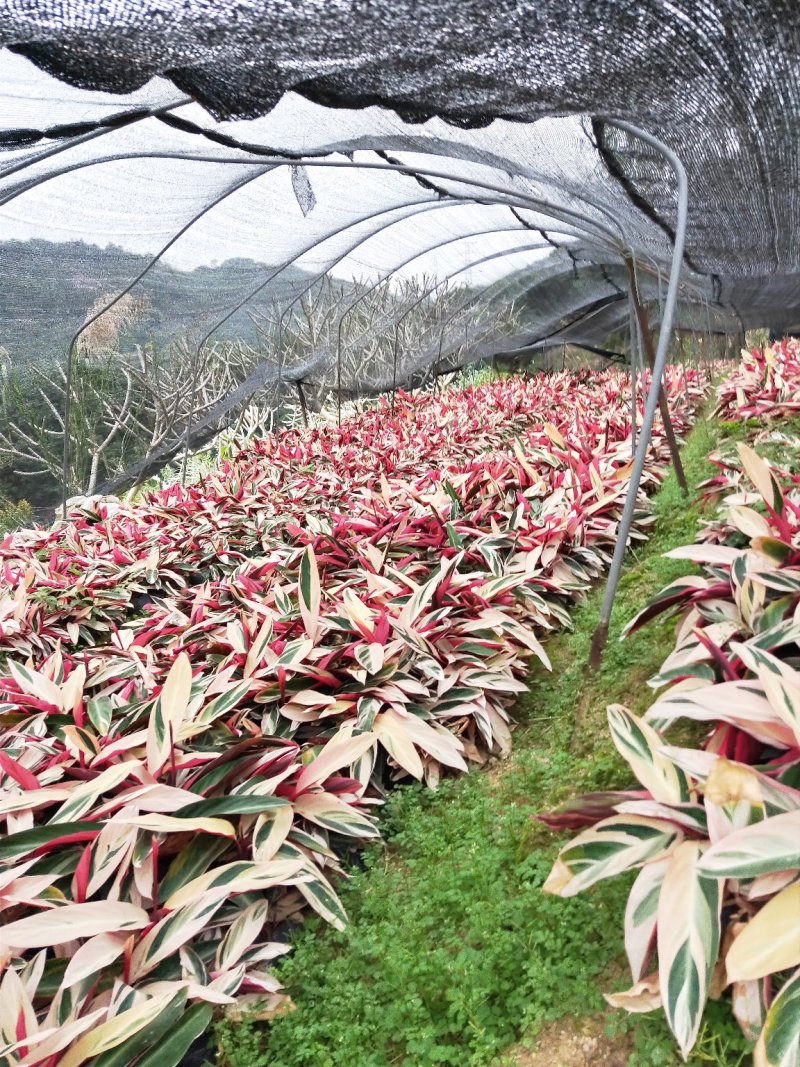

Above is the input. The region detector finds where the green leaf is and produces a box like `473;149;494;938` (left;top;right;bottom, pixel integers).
298;544;321;639
130;897;226;978
699;810;800;878
0;821;98;861
624;855;670;980
158;836;229;904
86;695;114;736
294;793;379;838
657;841;722;1058
441;480;462;516
543;815;680;897
296;868;348;931
757;968;800;1067
193;679;252;728
608;705;690;804
132;1003;214;1067
445;522;464;548
87;989;188;1067
175;795;290;819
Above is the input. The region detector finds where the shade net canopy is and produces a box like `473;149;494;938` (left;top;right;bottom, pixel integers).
0;1;797;509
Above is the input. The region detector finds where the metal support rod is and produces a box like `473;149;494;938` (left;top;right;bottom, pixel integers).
589;119;689;668
0;151;621;253
335;216;522;364
180;196;458;481
631;292;644;454
387;242;551;380
333;217;535;382
178;170;608;478
0;97;192;182
624;255;688;492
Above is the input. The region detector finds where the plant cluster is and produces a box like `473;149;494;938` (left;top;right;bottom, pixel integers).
0;368;706;1064
714;337;800;421
543;342;800;1066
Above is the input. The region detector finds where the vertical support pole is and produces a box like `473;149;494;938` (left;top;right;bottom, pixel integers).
337;349;342;427
296;380;309;427
628;291;638;455
624;256;688;492
61;338;77;519
589;119;689;668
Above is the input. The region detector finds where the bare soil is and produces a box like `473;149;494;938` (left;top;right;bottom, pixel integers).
501;1013;633;1067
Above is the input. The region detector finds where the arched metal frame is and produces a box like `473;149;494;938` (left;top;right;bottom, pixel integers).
385;242;556;399
0;96;193;181
61;164;275;514
168;157;622;470
91;240;559;493
180;196;467;478
2;109;696;643
589;118;689;665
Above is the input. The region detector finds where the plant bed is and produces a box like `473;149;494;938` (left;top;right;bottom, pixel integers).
0;369;707;1064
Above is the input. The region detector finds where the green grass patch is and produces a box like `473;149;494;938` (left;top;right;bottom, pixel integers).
215;413;753;1067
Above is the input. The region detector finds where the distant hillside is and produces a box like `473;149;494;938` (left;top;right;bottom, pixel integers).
0;239;317;367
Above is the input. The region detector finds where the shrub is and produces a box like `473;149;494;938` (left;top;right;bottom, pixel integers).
0;496;34;536
542;439;800;1065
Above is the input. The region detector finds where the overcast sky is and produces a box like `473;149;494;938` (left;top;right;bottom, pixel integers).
0;50;576;285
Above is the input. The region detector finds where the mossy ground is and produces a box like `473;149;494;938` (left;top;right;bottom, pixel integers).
215;412;759;1067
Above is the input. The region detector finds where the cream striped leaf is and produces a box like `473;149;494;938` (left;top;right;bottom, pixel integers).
542;815;681;898
755;968;800;1067
657;841;722;1059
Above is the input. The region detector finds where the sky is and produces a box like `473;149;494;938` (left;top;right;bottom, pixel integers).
0;49;577;286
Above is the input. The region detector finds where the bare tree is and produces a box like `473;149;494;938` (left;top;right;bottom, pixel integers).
0;277;523;501
0;292;260;499
246;275;522;411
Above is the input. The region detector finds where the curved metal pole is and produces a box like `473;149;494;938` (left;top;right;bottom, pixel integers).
178;196;506;477
281;218;576;369
271;196;446;425
385;241;552;387
4;124;716;325
0;150;623;253
590;119;689;667
260;242;552;421
393;261;542;389
179;195;446;477
361;244;610;396
4;146;623;483
513;284;629;356
331;217;533;421
0;96;192;181
624;252;687;490
181;198;597;473
337;235;552;407
332;215;533;404
9;125;705;513
59;164;271;516
97;234;592;496
628;289;639;454
271;199;502;401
